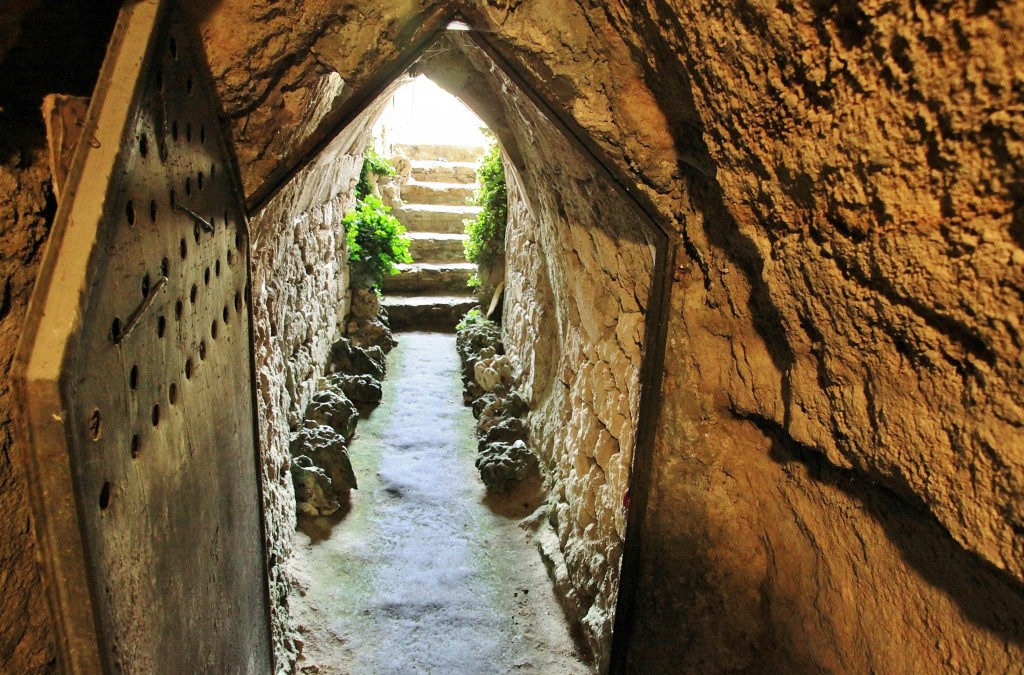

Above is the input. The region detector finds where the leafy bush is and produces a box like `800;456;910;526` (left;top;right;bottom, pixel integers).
355;147;396;201
456;307;484;331
464;135;507;275
344;195;411;291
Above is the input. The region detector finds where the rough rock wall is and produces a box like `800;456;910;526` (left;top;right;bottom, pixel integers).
503;165;652;665
193;0;1024;672
188;0;448;199
635;306;1024;672
0;109;59;675
579;2;1024;669
601;0;1024;585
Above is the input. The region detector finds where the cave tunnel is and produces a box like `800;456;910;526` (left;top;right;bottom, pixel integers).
2;1;1024;674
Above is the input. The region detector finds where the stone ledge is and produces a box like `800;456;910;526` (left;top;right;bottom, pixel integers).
382;294;478;331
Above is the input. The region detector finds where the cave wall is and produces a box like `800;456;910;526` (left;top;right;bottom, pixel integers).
184;0;450;201
0;104;60;675
196;0;1024;671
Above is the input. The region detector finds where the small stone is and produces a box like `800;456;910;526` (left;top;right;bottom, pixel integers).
464;380;485;405
290;424;358;492
492;355;514;382
480;417;529;450
474;360;489;385
329;337;385;379
478;366;501;392
455;319;503;378
594;430;618;470
501;391;530;419
330;373;383;403
290;456;340;517
350;288;381;320
472;392;496;419
347;318;397;353
478;396;507;434
303;387;358;440
476;439;539;493
363;346;387;371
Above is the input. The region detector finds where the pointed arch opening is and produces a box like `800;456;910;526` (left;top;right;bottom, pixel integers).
245;16;673;673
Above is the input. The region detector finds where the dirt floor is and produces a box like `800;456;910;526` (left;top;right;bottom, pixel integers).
288;331;589;674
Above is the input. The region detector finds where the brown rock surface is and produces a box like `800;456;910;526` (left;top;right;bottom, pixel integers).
185;0;449;200
0;114;58;675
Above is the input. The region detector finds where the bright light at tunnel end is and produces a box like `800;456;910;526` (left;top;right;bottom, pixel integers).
446;20;471;31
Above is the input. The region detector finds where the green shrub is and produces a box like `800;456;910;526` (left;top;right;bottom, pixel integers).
464;136;507;272
456;307;484;331
344;195;411;291
355;147;396;201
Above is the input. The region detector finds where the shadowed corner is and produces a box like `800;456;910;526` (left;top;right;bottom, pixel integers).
482;463;546;519
296;493;353;545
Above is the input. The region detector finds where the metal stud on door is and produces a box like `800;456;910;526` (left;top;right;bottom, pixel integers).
15;1;273;672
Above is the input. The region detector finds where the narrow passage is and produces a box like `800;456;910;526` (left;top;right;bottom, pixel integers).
290;332;586;674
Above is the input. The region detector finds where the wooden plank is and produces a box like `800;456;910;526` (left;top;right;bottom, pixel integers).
42;94;90;202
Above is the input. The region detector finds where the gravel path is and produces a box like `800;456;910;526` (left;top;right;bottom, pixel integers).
289;331;588;674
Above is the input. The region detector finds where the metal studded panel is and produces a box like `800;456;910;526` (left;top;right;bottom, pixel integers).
16;2;272;672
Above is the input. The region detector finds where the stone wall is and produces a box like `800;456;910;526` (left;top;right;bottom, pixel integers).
249;153;360;669
246;72;398;668
503;162;652;666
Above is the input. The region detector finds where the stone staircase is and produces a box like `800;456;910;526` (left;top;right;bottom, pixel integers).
382;144;484;331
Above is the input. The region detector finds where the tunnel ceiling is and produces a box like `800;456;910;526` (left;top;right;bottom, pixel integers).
187;2;681;223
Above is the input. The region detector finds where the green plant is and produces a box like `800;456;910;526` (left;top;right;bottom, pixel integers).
464;135;507;270
355;146;396;201
456;307;485;331
344;195;412;290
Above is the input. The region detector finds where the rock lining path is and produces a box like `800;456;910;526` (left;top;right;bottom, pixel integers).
290;331;587;674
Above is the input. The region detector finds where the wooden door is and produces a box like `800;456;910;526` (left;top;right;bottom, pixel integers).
14;1;273;672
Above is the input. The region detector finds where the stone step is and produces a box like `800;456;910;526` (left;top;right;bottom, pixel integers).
410;160;478;184
401;180;476;207
408;232;467;264
381;295;479;332
395;143;486;163
394;204;478;234
381;262;476;295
